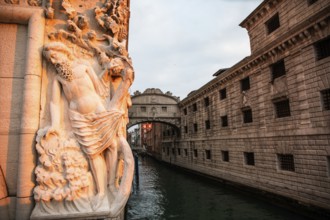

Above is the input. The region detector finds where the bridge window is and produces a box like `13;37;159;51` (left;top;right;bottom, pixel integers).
314;37;330;60
192;103;197;112
162;106;167;112
240;76;250;91
193;149;198;158
184;126;188;133
321;88;330;110
183;108;187;115
270;59;286;82
274;98;291;118
177;148;181;156
205;150;211;160
265;13;280;34
184;149;188;156
222;151;229;162
244;152;255;166
221;115;228;127
242;107;253;123
205;120;211;129
220;88;227;100
140;106;146;112
204;97;210;107
193;123;198;132
277;154;295;171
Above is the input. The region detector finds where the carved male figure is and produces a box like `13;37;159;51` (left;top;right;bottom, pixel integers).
43;42;134;214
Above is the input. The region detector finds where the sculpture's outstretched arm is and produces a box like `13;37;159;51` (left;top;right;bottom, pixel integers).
86;65;108;98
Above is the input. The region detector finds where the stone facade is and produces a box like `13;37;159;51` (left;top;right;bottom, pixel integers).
153;0;330;216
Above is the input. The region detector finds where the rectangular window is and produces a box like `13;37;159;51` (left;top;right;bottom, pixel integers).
222;151;229;162
244;152;255;166
274;99;291;118
177;148;181;156
205;150;211;160
162;147;165;153
193;123;198;132
205;120;211;129
162;106;167;112
327;156;330;177
321;88;330;110
172;148;175;155
314;37;330;60
141;106;146;112
270;59;286;81
183;108;187;115
184;126;188;133
193;103;197;112
184;149;188;156
167;148;169;156
241;77;250;91
266;13;280;34
242;108;253;123
278;154;295;171
220;88;227;100
221;115;228;127
193;149;198;158
204;97;210;107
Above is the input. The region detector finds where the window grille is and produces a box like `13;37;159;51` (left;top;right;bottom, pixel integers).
241;77;250;91
220;88;227;100
278;154;295;171
243;108;253;123
221;115;228;127
222;151;229;162
193;103;197;112
244;152;255;165
193;123;198;132
266;13;280;34
205;150;211;160
204;97;210;107
205;120;211;129
321;89;330;110
141;106;146;112
314;37;330;60
274;99;291;118
162;106;167;112
194;149;198;158
270;59;286;81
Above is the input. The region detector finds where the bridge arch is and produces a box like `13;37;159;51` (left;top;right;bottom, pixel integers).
128;88;181;129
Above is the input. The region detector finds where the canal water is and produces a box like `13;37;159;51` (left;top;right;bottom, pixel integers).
126;157;310;220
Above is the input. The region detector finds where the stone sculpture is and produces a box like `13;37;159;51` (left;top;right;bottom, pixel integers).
31;0;134;219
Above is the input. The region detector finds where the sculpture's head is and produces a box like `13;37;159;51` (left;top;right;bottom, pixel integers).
109;57;125;76
43;42;74;65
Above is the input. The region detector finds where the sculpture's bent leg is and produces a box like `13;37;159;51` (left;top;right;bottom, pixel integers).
105;140;118;195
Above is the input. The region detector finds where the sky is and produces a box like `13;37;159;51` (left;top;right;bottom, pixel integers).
128;0;263;100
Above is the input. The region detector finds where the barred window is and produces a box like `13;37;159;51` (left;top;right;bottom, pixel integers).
274;99;291;118
244;152;255;166
162;106;167;112
278;154;295;171
205;120;211;129
184;126;188;133
321;89;330;110
270;59;286;81
222;151;229;162
204;97;210;107
193;123;198;132
266;13;280;34
184;149;188;156
205;150;211;160
141;106;146;112
177;148;181;156
220;88;227;100
314;37;330;60
241;77;250;91
194;149;198;158
221;115;228;127
183;108;187;115
242;108;253;123
193;103;197;112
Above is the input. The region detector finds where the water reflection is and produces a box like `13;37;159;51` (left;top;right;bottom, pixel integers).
126;157;309;220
